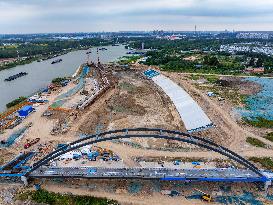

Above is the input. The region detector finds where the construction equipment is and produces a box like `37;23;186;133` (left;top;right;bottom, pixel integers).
24;138;40;149
48;106;71;112
194;189;212;202
0;101;32;121
0;117;17;130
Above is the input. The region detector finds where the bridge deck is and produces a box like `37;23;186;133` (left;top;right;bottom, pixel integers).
30;167;267;182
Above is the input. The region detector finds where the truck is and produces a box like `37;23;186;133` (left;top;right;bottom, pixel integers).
87;151;99;161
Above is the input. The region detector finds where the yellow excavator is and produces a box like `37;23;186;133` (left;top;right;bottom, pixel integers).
195;189;212;202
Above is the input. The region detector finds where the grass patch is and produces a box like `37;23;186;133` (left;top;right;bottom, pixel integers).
190;74;201;81
239;94;248;105
17;189;119;205
52;77;67;84
243;117;273;128
249;157;273;170
246;137;266;148
117;55;141;65
118;82;136;92
205;75;219;84
6;96;27;108
264;132;273;142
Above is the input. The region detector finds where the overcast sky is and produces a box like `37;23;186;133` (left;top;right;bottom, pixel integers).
1;0;273;34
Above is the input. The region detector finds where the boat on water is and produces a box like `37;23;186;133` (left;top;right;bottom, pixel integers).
99;47;108;51
86;51;92;54
51;59;62;64
4;72;28;82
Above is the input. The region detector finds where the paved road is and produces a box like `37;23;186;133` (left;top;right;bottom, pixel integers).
30;167;270;182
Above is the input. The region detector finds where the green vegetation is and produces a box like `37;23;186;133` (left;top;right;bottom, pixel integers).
144;50;245;74
117;55;141;64
52;77;67;84
0;57;38;71
249;157;273;170
128;38;273;75
239;94;248;105
246;137;266;148
0;38;111;71
264;132;273;142
17;189;119;205
203;56;220;66
204;75;219;84
6;96;27;108
0;39;109;59
243;117;273;128
118;82;136;92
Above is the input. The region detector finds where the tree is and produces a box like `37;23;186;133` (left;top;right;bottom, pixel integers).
248;57;255;67
204;56;219;66
256;58;263;67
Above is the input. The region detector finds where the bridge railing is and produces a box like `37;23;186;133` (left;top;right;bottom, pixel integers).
27;128;264;178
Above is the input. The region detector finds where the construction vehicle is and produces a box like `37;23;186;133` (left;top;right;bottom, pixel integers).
0;101;31;121
24;138;40;149
195;189;212;202
1;117;17;130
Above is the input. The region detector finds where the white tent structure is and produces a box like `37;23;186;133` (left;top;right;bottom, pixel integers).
152;74;213;132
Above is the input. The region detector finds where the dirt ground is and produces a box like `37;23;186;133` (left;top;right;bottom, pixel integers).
39;179;272;205
1;65;273;205
77;70;185;150
1;66;273;166
163;72;273;150
79;70;183;132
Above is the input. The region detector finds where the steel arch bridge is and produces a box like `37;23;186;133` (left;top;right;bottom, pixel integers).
27;128;265;178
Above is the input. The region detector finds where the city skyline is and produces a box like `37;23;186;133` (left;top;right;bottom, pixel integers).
1;0;273;34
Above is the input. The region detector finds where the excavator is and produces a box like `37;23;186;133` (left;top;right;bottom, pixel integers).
195;189;212;202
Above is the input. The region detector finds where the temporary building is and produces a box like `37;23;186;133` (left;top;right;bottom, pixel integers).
59;151;81;160
17;105;34;117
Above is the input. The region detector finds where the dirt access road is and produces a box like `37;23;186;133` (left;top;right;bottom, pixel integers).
164;72;273;150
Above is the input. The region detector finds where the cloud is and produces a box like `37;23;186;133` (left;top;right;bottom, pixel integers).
0;0;273;33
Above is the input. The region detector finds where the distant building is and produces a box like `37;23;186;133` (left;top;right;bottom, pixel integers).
141;42;145;50
236;32;270;40
0;58;17;65
169;35;182;40
244;67;265;74
195;64;203;69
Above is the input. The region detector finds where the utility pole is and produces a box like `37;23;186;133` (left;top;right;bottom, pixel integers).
195;25;197;35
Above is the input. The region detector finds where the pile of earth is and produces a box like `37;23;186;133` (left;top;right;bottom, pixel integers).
216;77;262;95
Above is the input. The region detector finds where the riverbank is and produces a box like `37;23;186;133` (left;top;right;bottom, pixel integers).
0;47;89;72
0;45;128;112
0;57;38;71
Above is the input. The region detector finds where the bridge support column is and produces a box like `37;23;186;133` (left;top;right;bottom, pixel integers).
264;180;272;195
21;176;28;186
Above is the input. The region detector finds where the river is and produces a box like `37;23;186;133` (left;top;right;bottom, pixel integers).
0;45;128;112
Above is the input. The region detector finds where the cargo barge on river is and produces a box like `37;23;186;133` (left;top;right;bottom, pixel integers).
4;72;28;82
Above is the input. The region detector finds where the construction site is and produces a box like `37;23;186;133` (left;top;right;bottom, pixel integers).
0;52;273;205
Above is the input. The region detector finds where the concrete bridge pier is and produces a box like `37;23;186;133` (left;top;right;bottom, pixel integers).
21;176;28;186
264;180;272;194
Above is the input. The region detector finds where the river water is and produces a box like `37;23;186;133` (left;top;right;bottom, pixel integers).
0;45;128;112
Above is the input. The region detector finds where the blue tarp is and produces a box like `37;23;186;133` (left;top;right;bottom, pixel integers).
18;105;34;117
144;69;160;79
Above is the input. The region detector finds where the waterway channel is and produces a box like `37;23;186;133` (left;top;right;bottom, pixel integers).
0;45;128;112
